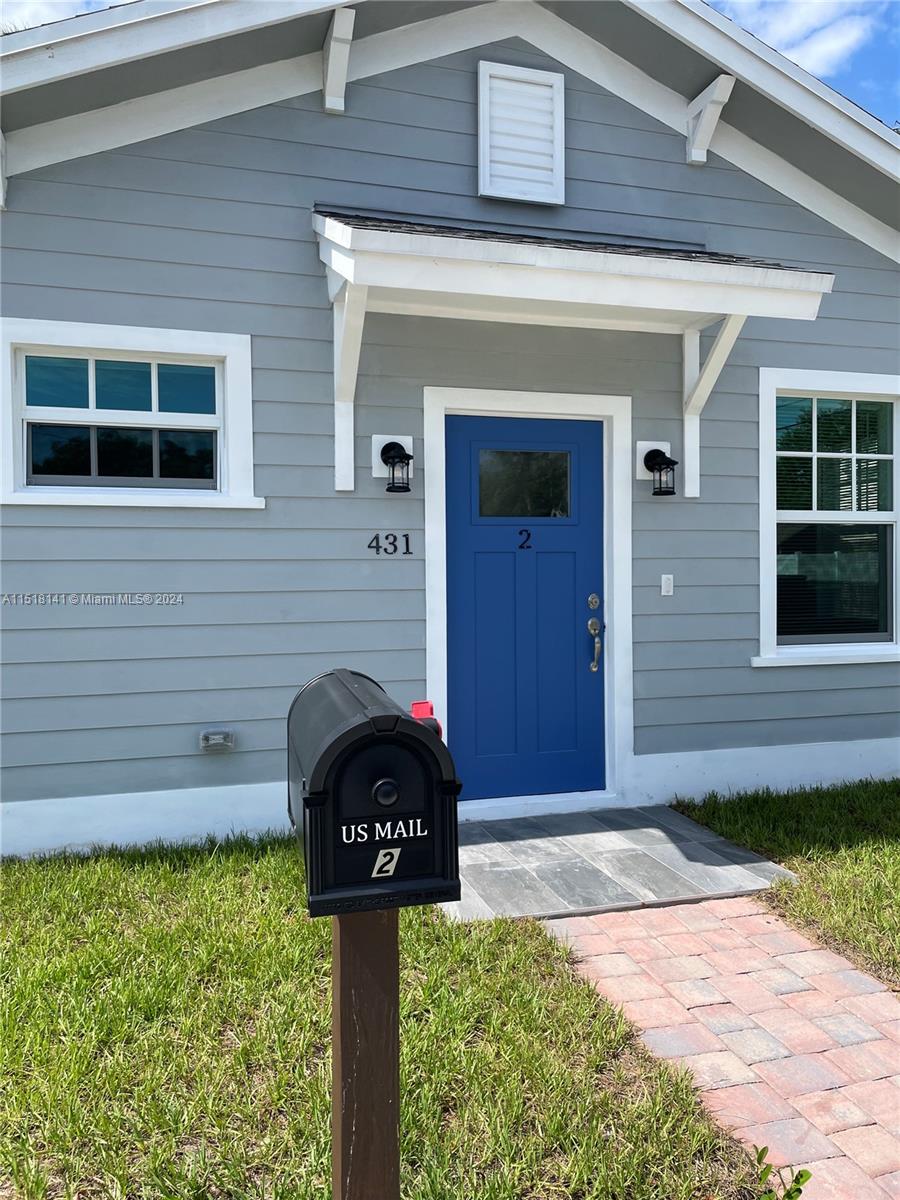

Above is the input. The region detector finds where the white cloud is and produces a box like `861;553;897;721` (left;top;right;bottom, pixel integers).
710;0;889;80
783;11;880;74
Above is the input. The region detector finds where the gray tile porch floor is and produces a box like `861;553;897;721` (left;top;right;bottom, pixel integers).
443;806;794;921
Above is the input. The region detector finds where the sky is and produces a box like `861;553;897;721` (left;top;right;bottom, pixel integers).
2;0;899;128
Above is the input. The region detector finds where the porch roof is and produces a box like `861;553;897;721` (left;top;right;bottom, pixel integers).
313;209;834;494
314;209;833;335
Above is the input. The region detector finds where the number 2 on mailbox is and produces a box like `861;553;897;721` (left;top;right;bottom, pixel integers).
372;848;401;878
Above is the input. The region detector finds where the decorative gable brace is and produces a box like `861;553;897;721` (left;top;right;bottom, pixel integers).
686;74;735;164
323;6;355;114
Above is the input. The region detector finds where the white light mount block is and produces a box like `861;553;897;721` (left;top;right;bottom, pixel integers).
635;440;672;481
372;435;414;479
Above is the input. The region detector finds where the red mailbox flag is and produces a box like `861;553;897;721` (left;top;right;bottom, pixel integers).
410;700;442;740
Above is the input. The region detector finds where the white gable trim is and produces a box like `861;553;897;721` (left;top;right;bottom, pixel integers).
0;0;357;96
624;0;900;182
4;1;898;263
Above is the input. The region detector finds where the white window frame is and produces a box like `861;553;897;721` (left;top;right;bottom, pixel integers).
755;367;900;667
1;319;263;508
478;60;566;206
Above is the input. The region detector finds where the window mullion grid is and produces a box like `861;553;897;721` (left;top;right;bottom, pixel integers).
851;399;857;511
151;361;159;415
811;395;818;511
89;427;98;479
152;429;160;481
88;357;96;412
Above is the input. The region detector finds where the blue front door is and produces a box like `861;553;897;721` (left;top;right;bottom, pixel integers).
446;416;605;800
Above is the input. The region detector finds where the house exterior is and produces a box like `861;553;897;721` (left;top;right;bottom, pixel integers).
1;0;898;856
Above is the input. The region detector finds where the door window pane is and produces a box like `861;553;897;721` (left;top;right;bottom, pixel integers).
160;430;215;481
25;356;89;408
777;523;891;642
158;364;216;414
816;398;852;452
856;401;892;454
857;459;893;512
776;397;812;451
97;427;153;477
817;457;853;510
776;457;811;509
479;449;570;517
29;424;91;476
96;360;151;411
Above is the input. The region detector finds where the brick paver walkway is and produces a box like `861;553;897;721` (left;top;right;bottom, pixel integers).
545;895;900;1199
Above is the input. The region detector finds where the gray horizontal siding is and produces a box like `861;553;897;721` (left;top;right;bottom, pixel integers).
1;34;898;802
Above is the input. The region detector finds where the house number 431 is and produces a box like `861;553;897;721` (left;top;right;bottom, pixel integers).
367;533;413;556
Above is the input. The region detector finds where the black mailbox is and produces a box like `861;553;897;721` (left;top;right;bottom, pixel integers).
288;669;461;917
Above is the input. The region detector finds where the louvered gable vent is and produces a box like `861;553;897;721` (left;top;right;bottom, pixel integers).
478;61;565;205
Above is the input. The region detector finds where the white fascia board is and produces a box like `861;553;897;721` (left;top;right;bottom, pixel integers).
623;0;900;182
0;0;202;53
0;0;360;96
316;219;833;322
5;1;897;264
314;211;834;291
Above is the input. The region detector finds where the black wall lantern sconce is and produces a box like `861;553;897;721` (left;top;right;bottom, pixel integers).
643;448;678;496
380;441;413;493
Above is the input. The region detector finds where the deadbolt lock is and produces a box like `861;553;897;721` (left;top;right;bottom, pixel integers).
587;593;600;610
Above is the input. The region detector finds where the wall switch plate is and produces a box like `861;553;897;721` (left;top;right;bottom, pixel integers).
372;435;414;478
661;574;674;596
636;440;672;480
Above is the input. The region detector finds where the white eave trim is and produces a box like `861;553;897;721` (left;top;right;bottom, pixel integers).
0;0;361;96
623;0;900;182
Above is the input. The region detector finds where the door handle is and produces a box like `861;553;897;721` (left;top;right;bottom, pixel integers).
587;617;602;672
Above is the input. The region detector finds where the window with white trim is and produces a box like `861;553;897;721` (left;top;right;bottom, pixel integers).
757;369;899;666
2;320;262;508
478;61;565;206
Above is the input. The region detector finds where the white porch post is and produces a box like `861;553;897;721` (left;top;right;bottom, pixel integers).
332;282;368;492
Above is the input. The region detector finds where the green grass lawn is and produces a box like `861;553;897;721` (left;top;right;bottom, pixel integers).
1;836;756;1200
675;777;900;988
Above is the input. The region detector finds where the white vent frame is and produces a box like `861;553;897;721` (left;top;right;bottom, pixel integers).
478;60;565;206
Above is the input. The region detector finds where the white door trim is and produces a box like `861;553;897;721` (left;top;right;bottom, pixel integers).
423;387;634;800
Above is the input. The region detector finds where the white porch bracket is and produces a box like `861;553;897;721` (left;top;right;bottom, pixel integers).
332;280;368;491
323;6;355;114
0;131;6;210
682;313;746;497
686;74;735;164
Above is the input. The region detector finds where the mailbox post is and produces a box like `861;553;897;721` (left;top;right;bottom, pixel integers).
288;669;461;1200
